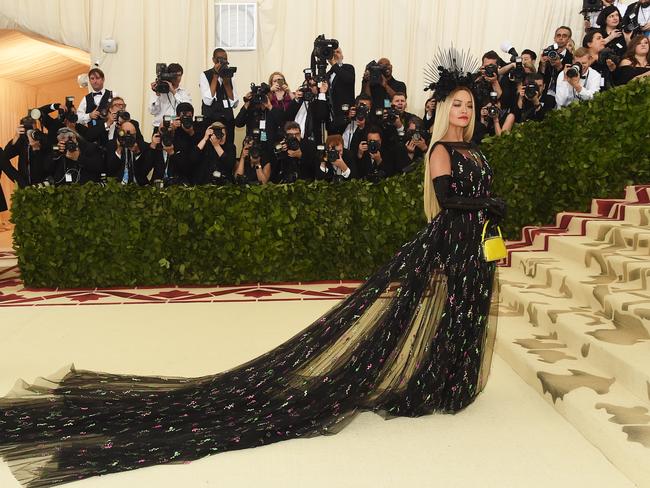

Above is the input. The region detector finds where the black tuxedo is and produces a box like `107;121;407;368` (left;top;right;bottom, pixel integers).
315;148;358;181
147;147;194;184
361;77;407;111
235;105;285;147
326;63;356;134
105;139;151;185
540;50;573;96
356;144;397;179
201;69;236;142
273;138;319;183
84;90;113;128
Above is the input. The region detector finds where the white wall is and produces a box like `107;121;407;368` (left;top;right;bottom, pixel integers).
0;0;587;132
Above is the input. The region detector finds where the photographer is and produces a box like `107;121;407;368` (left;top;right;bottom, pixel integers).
3;117;52;187
423;96;436;131
583;30;616;89
473;94;515;144
37;99;87;145
401;116;430;169
342;94;380;152
48;127;103;185
268;72;294;112
150;63;192;129
324;44;356;135
356;126;396;180
623;0;650;38
273;121;318;183
76;68;113;127
474;51;504;107
361;58;407;111
598;6;631;58
285;74;329;144
234;135;272;185
235;83;284;151
147;117;194;185
586;0;629;28
105;121;150;185
200;48;239;142
538;27;574;99
317;134;356;181
173;102;205;155
512;73;555;122
381;92;416;144
194;122;237;185
555;47;603;107
86;97;141;147
614;35;650;84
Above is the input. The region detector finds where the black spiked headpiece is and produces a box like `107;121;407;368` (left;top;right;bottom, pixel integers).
423;47;479;102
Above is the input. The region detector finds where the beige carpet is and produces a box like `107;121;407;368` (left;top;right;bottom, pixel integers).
0;299;635;488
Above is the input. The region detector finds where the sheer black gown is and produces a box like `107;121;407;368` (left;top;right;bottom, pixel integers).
0;141;499;487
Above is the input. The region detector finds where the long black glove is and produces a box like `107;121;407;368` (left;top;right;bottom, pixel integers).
433;175;507;221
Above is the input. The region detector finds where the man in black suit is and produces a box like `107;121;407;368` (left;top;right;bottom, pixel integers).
355;125;397;180
105;121;150;185
199;48;239;143
361;57;407;110
76;68;113;128
285;76;329;144
538;26;574;99
85;97;142;148
325;46;355;135
3;117;52;187
273;121;319;183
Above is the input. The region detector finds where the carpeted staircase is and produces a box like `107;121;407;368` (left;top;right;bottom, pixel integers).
497;185;650;487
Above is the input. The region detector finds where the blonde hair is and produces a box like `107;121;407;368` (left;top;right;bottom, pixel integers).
268;71;286;86
423;87;476;222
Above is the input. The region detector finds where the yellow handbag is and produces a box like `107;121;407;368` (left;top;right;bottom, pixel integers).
481;220;507;262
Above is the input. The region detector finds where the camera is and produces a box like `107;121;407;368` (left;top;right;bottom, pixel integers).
216;57;237;78
383;106;400;125
542;43;561;61
566;63;582;79
313;34;339;61
299;83;316;102
367;140;381;154
65;139;79;152
405;129;422;142
248;130;263;159
355;104;369;121
117;130;136;148
285;135;300;151
366;60;387;86
509;57;526;83
599;48;621;67
622;12;641;34
483;63;498;78
155;63;177;94
524;81;539;100
486;91;500;119
27;129;47;145
327;148;339;163
212;126;224;139
250;82;271;106
99;107;109;119
180;115;193;129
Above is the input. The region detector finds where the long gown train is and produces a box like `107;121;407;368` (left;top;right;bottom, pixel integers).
0;142;498;487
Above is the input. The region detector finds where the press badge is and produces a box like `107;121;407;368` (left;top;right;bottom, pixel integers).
259;120;266;130
260;131;267;142
65;173;73;183
222;99;230;108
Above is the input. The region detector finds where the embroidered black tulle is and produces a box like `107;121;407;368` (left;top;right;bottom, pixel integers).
0;142;498;487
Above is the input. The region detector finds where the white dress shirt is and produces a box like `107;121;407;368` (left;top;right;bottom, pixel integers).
199;72;239;109
555;68;602;108
77;88;110;125
150;87;192;127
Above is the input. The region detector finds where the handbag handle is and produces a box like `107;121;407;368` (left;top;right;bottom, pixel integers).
481;219;503;242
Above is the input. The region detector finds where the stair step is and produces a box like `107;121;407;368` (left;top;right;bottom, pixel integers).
499;278;650;404
496;313;650;488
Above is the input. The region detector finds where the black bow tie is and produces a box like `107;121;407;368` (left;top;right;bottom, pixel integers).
92;92;102;96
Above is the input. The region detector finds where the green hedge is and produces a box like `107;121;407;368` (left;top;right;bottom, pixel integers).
11;175;425;288
11;79;650;287
482;77;650;239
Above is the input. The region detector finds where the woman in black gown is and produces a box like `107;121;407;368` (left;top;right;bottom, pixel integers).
0;63;505;488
